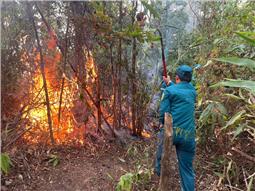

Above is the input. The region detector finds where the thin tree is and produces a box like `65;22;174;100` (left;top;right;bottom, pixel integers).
58;16;70;128
131;0;138;135
117;1;123;129
27;3;55;144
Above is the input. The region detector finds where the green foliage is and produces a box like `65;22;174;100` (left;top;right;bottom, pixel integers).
198;101;227;144
214;57;255;70
48;154;60;167
235;31;255;46
0;153;12;175
122;24;160;43
116;173;134;191
222;110;245;130
209;27;255;143
212;79;255;94
116;167;152;191
199;101;227;127
141;1;160;19
232;123;246;141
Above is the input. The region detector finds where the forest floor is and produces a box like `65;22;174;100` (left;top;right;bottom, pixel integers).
1;132;224;191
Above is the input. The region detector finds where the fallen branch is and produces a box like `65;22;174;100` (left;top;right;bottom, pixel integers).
231;147;255;163
3;125;33;150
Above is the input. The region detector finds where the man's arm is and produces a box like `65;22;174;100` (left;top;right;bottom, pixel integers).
161;76;174;91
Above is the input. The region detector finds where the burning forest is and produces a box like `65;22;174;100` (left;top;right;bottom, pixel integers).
2;1;153;148
1;1;254;191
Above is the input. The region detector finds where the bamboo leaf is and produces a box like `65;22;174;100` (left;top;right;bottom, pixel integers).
0;153;12;174
199;101;227;127
53;158;59;167
211;79;255;94
214;57;255;70
224;93;244;100
226;160;232;175
222;110;246;130
247;176;253;191
235;31;255;46
232;124;246;141
48;154;60;167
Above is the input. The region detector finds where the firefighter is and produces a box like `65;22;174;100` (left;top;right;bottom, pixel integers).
155;65;196;191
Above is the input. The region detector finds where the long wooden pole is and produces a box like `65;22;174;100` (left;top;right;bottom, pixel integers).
159;113;173;190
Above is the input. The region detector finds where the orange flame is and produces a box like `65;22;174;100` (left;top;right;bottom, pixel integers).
21;32;150;145
22;32;84;145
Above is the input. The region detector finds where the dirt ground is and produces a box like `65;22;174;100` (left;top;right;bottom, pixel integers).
2;136;221;191
2;141;130;191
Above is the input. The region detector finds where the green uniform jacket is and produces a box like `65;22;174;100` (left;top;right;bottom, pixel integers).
159;81;196;140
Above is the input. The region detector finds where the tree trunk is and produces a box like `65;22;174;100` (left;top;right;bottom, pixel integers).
28;3;55;144
71;2;85;80
111;45;117;130
96;70;102;133
58;16;69;129
159;113;174;191
131;0;138;135
117;1;123;129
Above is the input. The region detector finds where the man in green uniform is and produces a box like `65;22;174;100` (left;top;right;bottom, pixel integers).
155;65;196;191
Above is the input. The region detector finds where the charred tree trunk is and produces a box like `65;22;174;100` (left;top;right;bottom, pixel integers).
28;4;55;144
131;0;138;135
159;113;174;191
117;1;123;129
123;49;131;128
96;70;102;133
111;45;117;130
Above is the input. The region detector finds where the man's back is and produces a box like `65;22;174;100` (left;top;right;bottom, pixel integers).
166;82;196;132
159;81;196;132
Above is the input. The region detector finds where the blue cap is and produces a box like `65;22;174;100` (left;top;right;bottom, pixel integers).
176;65;193;81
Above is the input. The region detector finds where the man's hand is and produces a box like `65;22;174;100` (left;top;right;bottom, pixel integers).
163;75;171;86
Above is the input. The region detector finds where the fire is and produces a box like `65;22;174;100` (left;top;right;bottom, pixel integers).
22;32;84;145
86;53;97;82
21;31;150;145
141;130;151;138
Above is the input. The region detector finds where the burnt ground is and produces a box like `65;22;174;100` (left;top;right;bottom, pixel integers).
2;135;224;191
